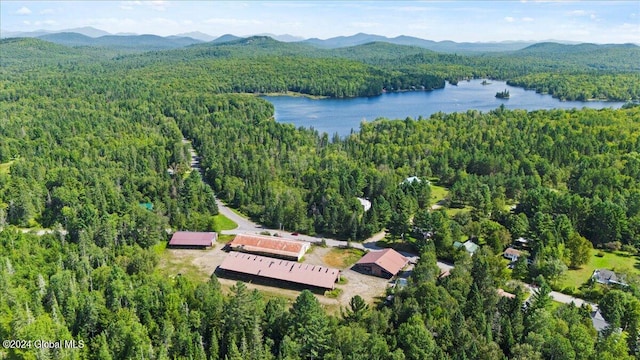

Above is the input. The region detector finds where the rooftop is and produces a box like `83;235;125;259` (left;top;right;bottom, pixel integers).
593;269;628;286
454;240;479;254
591;310;609;332
169;231;216;247
355;249;409;276
404;176;422;184
218;252;340;289
228;234;309;260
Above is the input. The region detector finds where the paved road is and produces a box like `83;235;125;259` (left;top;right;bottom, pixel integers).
550;291;597;310
524;283;598;310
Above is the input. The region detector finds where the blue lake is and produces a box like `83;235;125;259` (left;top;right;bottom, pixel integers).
263;79;625;136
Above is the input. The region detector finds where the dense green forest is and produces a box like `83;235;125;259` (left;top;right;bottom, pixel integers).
1;36;640;359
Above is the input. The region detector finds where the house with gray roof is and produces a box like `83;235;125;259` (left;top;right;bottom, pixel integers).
592;269;628;287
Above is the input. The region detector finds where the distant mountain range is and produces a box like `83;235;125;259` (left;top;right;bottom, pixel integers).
37;32;203;50
301;32;556;53
1;26;625;54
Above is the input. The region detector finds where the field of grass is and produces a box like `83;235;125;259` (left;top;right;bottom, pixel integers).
213;214;237;231
217;234;236;244
155;248;211;283
444;206;472;217
429;180;449;205
558;249;640;290
323;248;365;269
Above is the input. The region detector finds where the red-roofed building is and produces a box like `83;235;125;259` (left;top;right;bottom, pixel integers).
228;234;310;261
354;249;409;278
168;231;217;249
218;252;340;290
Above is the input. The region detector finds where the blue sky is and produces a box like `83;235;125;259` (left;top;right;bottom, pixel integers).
1;1;638;43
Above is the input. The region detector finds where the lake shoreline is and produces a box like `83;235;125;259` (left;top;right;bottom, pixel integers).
255;91;329;100
264;79;626;136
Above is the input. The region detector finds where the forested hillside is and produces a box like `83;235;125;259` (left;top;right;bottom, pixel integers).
1;36;640;359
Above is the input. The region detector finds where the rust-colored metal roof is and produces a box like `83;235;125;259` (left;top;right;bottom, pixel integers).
219;252;340;289
228;234;309;260
356;248;408;276
169;231;216;247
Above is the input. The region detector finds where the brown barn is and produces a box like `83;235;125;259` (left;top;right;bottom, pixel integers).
354;249;408;278
168;231;217;249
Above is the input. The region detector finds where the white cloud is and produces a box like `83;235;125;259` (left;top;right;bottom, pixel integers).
16;6;32;15
522;17;534;22
505;17;515;22
40;9;55;15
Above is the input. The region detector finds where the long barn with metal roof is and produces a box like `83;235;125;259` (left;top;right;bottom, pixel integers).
218;252;340;290
227;234;310;261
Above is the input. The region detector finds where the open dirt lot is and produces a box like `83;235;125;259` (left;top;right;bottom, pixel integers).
161;244;392;311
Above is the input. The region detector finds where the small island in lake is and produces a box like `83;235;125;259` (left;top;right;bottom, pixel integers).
495;89;510;99
481;80;491;85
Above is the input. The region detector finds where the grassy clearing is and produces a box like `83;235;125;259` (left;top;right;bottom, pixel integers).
444;206;472;217
213;214;237;231
217;234;236;244
156;250;211;283
323;248;365;269
152;241;167;255
222;285;297;306
429;182;449;205
558;249;640;290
